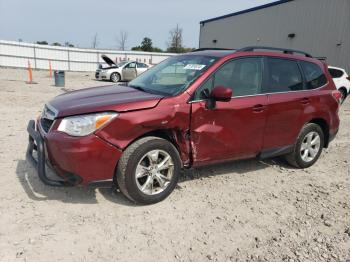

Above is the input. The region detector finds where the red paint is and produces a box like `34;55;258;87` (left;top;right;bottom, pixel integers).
211;86;232;102
37;50;340;184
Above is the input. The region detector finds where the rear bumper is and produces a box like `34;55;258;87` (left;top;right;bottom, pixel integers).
26;120;122;186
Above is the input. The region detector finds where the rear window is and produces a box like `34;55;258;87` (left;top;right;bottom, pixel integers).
301;62;327;89
329;68;344;78
266;58;303;93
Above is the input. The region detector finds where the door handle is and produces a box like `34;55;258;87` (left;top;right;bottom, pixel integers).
252;104;266;113
300;97;310;105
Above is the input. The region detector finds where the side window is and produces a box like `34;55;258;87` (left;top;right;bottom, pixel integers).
266;58;303;92
301;61;327;89
328;68;344;79
126;62;136;68
194;57;263;100
137;62;148;68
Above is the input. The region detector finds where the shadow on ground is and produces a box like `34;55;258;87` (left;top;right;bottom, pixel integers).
15;159;134;206
16;156;289;205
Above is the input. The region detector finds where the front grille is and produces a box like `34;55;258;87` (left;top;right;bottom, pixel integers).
40;118;54;133
95;71;100;79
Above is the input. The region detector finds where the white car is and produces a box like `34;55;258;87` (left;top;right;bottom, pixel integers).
328;66;350;104
95;55;150;83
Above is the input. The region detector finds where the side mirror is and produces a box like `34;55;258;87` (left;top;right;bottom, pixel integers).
211;86;232;102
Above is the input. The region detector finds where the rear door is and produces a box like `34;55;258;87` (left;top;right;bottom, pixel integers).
262;57;306;150
136;62;149;75
190;57;268;165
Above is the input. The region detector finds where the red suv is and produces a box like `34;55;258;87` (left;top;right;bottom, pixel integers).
27;46;341;204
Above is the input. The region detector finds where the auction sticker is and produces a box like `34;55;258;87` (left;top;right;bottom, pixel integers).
184;64;206;70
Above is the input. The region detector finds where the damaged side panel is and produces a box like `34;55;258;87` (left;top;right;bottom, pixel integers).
95;97;193;166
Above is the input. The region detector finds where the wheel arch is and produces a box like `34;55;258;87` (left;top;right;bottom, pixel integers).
110;71;121;82
308;118;330;148
339;86;348;97
122;129;187;167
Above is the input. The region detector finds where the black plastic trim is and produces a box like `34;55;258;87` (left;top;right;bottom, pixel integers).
259;145;294;159
237;46;312;58
26;120;78;187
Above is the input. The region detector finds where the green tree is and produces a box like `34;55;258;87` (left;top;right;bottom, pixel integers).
131;46;142;51
140;37;153;52
36;41;48;45
65;42;75;47
132;37;163;52
152;47;163;53
52;42;62;46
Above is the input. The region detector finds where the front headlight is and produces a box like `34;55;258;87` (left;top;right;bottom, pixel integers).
57;112;118;137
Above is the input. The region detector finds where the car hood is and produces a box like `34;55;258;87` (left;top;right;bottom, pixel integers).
49;85;164;118
101;55;117;67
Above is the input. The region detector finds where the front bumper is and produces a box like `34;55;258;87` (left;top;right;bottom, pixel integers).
26;120;73;186
26;119;122;186
95;70;108;80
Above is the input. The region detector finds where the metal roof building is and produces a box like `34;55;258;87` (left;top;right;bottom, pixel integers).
199;0;350;71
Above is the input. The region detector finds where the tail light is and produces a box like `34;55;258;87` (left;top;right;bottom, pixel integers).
332;90;342;103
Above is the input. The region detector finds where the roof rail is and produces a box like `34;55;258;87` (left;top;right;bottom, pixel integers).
315;57;327;61
237;46;313;58
192;48;236;52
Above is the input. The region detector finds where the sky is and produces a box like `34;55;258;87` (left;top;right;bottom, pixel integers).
0;0;275;50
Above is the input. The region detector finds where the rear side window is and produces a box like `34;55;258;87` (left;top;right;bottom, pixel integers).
266;58;303;93
301;61;327;89
137;62;148;68
329;68;344;78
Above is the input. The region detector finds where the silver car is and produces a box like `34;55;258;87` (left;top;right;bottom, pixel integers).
95;55;150;83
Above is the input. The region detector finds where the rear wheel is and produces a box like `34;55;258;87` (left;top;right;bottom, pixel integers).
110;72;121;83
285;123;324;168
115;137;181;204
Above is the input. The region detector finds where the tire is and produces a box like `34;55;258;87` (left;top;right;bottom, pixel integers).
339;88;347;105
110;72;121;83
115;137;181;204
285;123;324;169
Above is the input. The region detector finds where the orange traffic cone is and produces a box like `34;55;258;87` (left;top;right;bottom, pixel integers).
26;60;37;84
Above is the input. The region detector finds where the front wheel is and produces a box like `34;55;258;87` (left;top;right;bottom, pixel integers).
285;123;324;168
110;72;121;83
115;137;182;204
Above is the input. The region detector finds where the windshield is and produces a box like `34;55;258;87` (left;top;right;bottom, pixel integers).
117;61;128;67
128;55;219;96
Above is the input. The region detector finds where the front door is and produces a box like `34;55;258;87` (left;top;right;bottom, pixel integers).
190;57;268;165
122;62;137;81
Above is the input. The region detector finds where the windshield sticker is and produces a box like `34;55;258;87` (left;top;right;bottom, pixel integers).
184;64;206;70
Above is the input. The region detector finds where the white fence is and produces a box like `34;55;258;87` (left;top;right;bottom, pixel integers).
0;40;175;72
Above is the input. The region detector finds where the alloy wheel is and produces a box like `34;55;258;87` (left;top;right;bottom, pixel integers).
135;150;174;195
300;131;321;163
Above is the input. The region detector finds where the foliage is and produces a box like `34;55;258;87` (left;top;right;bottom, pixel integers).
132;37;163;53
36;41;48;45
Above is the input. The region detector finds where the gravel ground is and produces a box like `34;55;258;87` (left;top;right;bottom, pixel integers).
0;67;349;262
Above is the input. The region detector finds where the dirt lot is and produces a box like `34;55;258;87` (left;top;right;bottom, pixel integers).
0;67;349;262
